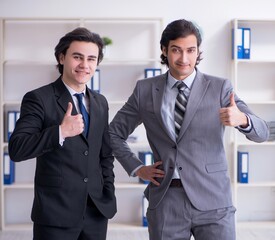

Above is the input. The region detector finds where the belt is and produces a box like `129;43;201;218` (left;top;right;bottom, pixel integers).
169;179;183;187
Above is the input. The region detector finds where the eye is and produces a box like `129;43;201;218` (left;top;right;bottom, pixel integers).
187;48;196;53
171;48;181;54
88;57;96;62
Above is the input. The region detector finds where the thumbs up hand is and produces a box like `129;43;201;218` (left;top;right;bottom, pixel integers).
229;92;236;107
60;102;84;138
220;92;248;127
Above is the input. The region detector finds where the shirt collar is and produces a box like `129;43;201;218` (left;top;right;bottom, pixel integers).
62;80;87;97
167;69;196;90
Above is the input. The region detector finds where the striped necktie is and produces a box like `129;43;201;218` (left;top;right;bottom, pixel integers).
74;93;90;137
174;82;188;139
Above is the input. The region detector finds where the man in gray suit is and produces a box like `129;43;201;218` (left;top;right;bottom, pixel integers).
109;19;269;240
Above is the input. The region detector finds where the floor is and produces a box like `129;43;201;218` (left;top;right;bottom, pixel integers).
0;226;275;240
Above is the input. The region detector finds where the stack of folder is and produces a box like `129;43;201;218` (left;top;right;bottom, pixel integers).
144;68;162;78
232;27;251;59
87;69;100;93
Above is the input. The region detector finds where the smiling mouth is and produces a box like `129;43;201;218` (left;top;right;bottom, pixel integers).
76;70;90;75
177;63;189;68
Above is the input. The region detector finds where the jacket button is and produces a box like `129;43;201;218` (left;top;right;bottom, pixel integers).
172;145;177;149
84;178;88;183
179;167;182;170
84;150;88;156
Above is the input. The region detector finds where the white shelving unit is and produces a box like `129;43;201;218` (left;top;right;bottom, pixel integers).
231;19;275;228
0;18;163;230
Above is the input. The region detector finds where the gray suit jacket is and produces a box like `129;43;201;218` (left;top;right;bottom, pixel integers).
109;70;269;211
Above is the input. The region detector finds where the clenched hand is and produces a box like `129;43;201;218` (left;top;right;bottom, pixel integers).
220;92;248;128
60;102;84;138
136;161;165;186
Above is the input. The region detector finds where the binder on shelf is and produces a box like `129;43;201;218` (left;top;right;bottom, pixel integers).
16;111;20;121
237;151;249;183
142;195;148;227
232;28;243;59
8;111;15;139
144;68;162;78
232;27;251;59
7;111;20;140
243;28;251;59
3;152;15;185
87;69;100;93
138;151;154;184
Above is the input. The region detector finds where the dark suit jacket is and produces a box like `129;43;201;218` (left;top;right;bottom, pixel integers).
109;70;269;211
8;77;116;227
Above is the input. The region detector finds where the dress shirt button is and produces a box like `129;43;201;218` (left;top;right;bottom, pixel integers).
84;178;88;183
84;150;89;156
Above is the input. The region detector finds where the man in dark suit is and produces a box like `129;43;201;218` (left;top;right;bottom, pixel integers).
109;19;269;240
8;27;116;240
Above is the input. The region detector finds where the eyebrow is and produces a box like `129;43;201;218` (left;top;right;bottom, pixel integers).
170;45;197;50
72;52;97;59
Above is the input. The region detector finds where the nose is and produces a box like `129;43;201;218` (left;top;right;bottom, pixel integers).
180;51;188;62
80;59;89;68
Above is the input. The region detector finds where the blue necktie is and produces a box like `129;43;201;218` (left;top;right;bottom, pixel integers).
74;93;90;137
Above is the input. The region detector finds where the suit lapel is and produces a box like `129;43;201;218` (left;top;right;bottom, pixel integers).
53;78;78;115
177;71;210;141
152;73;175;141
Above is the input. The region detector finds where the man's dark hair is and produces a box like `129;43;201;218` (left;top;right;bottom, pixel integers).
54;27;104;74
160;19;203;67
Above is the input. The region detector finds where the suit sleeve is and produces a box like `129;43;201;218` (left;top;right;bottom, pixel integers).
221;79;269;143
8;91;60;161
99;97;116;190
109;82;144;176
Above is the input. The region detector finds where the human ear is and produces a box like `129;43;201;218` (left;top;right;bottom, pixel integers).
161;47;167;57
59;53;65;64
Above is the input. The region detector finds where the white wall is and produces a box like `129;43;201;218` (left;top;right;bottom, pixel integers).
1;0;275;80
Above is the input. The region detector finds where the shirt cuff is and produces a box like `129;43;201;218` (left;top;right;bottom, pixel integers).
59;125;65;146
130;165;144;177
236;114;252;132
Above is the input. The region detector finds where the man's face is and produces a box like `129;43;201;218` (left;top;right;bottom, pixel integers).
162;35;199;80
59;41;99;91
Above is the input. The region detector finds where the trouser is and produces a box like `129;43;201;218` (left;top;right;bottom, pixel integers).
33;197;108;240
147;182;236;240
